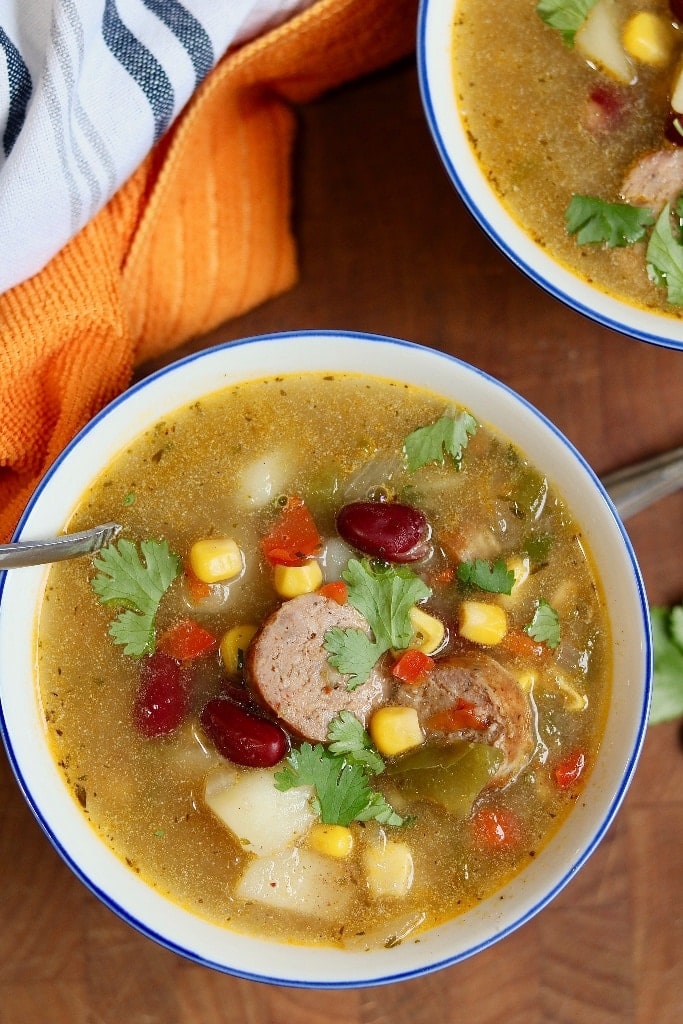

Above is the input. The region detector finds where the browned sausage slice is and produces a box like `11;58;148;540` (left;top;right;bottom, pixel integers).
246;592;390;743
620;147;683;215
392;652;535;786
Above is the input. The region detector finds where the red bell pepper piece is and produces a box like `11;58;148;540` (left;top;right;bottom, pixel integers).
261;497;322;567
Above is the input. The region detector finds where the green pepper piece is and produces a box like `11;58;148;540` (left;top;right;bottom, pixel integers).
387;741;503;819
511;468;548;521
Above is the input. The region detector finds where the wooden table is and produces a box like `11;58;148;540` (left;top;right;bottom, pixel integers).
1;57;682;1024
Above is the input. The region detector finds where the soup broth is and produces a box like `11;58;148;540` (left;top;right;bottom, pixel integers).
37;373;610;949
453;0;683;315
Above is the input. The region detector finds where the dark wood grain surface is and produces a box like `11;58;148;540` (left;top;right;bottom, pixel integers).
2;58;682;1024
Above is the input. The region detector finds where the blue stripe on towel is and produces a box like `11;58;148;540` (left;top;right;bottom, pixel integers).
142;0;214;87
102;0;174;142
0;28;32;157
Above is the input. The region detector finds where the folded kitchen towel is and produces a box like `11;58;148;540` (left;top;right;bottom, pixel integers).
0;0;418;542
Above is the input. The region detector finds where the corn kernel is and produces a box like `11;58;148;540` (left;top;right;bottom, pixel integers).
363;840;414;898
369;706;424;757
623;12;674;66
409;605;446;655
459;601;508;646
309;823;354;858
273;560;323;598
189;538;243;584
220;624;258;675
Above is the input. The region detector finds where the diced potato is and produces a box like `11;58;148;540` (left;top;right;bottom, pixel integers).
575;0;634;84
220;623;258;675
238;449;297;508
189;538;243;584
204;766;315;855
236;848;352;920
458;600;508;646
273;560;323;598
308;823;354;858
623;12;674;66
409;605;446;655
369;706;424;757
363;840;414;899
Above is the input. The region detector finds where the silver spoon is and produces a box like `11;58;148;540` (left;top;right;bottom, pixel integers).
0;447;680;570
0;522;122;569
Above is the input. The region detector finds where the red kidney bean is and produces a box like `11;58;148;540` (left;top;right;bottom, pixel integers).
336;501;431;563
134;651;189;737
200;697;289;767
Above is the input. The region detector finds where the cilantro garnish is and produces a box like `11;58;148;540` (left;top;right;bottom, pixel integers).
536;0;599;46
457;558;515;595
649;603;683;724
525;598;561;649
646;202;683;305
91;538;181;656
274;714;404;826
403;412;478;473
565;195;654;248
323;558;431;689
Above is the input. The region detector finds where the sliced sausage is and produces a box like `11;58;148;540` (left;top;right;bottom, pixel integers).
246;592;390;743
392;652;535;787
620;147;683;215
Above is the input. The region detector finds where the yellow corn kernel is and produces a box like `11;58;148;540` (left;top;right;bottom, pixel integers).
273;560;323;598
409;605;446;655
190;538;243;584
363;840;414;898
308;823;354;859
458;600;508;646
220;624;258;676
623;12;674;66
369;706;424;757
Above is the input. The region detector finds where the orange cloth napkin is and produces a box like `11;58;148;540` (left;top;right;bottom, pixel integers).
0;0;418;543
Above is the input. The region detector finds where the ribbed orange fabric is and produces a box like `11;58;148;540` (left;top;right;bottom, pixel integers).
0;0;418;542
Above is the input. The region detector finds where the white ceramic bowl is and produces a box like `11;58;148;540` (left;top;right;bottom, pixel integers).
418;0;683;351
0;331;651;987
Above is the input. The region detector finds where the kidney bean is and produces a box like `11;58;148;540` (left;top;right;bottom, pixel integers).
134;651;189;737
200;696;289;767
336;500;431;563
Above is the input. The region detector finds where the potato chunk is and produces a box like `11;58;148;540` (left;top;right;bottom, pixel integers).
236;848;352;920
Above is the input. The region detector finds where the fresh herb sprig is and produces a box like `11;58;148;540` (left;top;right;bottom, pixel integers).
525;598;561;649
274;712;404;827
458;558;515;595
323;558;431;689
91;538;181;656
403;412;478;472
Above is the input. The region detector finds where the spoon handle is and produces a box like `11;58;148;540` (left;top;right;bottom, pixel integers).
602;446;683;520
0;522;122;569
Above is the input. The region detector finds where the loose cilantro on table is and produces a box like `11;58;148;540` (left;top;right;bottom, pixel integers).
457;558;515;595
91;538;181;656
403;412;478;473
525;598;561;649
565;195;654;248
646;201;683;306
274;714;404;827
323;558;431;689
649;603;683;725
536;0;599;46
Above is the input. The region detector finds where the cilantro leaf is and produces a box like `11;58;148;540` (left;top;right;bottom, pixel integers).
457;558;515;595
91;538;181;656
566;195;654;248
324;627;385;690
649;604;683;725
327;710;385;774
273;738;405;827
646;202;683;305
403;412;478;472
323;559;432;687
536;0;599;46
525;598;561;648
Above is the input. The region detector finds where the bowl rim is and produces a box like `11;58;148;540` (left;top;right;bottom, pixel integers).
416;0;683;352
0;329;653;987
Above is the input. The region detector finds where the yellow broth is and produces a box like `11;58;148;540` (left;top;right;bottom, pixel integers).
36;373;611;949
453;0;683;315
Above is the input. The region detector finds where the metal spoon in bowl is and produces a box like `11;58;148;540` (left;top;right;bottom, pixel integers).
0;447;681;570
